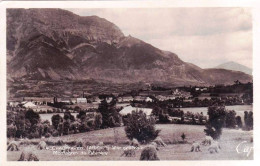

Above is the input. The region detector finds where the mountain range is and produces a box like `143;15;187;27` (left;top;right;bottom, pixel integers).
7;8;252;86
215;61;252;75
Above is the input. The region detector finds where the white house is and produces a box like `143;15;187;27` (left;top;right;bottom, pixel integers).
23;102;36;108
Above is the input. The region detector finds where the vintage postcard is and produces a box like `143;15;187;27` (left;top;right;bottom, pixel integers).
1;0;259;165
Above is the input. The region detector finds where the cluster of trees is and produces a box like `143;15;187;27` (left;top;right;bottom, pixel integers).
7;98;124;139
7;109;48;139
51;111;103;136
98;99;122;128
150;107;207;125
7;98;126;139
204;105;253;140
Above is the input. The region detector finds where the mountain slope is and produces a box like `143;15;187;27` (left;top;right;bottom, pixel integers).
215;61;252;75
7;8;252;85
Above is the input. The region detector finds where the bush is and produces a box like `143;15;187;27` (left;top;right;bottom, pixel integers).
124;110;160;143
158;113;170;123
181;133;186;141
204;105;226;140
51;130;59;137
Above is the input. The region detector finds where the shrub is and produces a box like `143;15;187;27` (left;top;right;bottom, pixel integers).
158;113;170;123
181;133;186;142
124;110;160;143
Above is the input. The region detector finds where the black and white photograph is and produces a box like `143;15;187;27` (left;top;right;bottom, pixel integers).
2;2;257;162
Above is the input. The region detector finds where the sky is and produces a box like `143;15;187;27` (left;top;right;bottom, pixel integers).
67;8;252;69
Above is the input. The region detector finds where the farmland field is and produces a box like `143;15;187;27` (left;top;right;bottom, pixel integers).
7;124;253;161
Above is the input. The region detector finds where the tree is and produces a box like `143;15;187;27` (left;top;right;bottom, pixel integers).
248;111;253;130
64;110;75;122
244;111;248;127
225;110;237;128
244;111;253;130
98;99;121;128
51;114;63;130
63;120;70;135
14;111;31;138
25;109;40;126
204;105;226;139
74;106;81;112
57;123;63;136
7;124;17;138
77;110;86;120
152;106;162;117
158;113;170;123
124;110;160;143
236;116;242;128
98;100;110;128
94;113;103;129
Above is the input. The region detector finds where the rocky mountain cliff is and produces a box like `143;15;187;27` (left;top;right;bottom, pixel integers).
7;8;252;85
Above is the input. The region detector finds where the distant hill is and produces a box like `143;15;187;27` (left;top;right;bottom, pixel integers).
7;8;252;86
215;61;252;75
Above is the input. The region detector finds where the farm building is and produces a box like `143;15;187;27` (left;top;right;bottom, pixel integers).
23;97;53;105
155;95;176;101
76;98;87;103
134;96;153;102
117;96;134;103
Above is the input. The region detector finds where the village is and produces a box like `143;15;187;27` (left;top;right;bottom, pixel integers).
7;81;252;124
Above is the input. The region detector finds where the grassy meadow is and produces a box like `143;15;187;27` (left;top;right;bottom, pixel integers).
7;124;253;161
